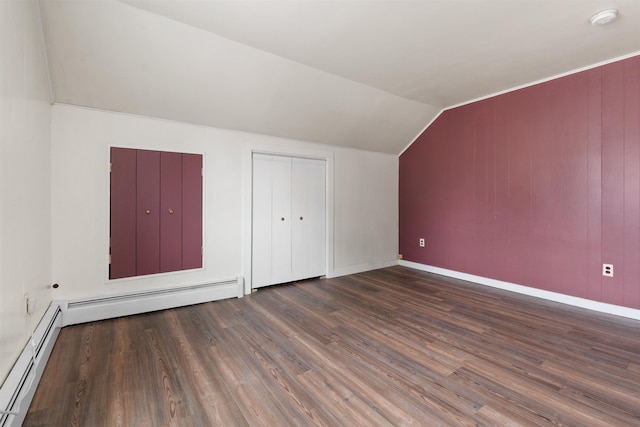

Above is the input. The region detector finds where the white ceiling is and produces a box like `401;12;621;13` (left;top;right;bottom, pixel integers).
39;0;640;154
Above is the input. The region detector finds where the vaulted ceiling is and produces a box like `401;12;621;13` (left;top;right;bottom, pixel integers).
39;0;640;154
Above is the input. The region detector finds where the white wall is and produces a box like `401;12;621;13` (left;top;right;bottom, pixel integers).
51;104;399;300
0;0;52;383
333;149;399;276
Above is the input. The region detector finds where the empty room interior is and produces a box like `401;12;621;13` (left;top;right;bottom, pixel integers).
2;0;640;425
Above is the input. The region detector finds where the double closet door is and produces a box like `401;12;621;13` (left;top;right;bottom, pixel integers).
252;154;326;288
110;148;203;279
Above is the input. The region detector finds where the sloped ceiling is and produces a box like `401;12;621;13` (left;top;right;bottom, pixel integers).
39;0;640;154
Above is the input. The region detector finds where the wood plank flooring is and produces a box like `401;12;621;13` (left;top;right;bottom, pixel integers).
24;266;640;426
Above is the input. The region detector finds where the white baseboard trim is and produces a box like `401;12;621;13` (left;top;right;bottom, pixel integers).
0;304;62;427
328;259;399;279
400;260;640;320
59;277;244;327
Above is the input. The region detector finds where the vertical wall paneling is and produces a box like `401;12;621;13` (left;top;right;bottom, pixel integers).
472;98;496;278
182;153;203;270
160;151;183;273
601;61;626;305
136;149;161;275
586;68;603;302
110;148;137;279
563;72;591;295
399;55;640;310
623;57;640;308
497;88;533;284
492;97;511;281
529;80;561;290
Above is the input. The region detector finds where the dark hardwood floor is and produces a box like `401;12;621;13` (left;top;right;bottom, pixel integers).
25;266;640;426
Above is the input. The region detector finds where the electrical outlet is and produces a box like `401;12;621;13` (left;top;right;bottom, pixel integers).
419;238;425;247
602;263;614;277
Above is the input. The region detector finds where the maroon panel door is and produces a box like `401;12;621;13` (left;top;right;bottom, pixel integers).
136;150;161;275
160;152;183;273
110;148;137;279
111;148;202;279
182;153;203;270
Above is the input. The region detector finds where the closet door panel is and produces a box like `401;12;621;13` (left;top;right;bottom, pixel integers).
291;158;326;280
136;150;161;275
305;159;326;278
182;153;203;270
291;158;309;280
270;156;293;284
160;151;183;273
110;148;137;279
252;154;274;287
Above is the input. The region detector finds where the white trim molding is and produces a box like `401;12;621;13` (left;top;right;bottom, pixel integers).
400;260;640;320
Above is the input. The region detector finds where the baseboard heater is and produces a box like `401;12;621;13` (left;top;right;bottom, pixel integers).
60;277;244;326
0;277;242;425
0;304;62;427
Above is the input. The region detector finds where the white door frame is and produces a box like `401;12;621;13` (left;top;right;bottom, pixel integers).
242;146;334;295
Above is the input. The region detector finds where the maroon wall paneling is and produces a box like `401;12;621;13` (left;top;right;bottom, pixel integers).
399;55;640;310
622;59;640;309
601;62;626;305
181;154;203;270
586;68;603;302
160;151;183;273
110;148;137;279
136;150;161;275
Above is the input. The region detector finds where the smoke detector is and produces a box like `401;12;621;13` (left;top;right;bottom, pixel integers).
590;9;618;26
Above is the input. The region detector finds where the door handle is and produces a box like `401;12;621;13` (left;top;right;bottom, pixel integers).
145;209;151;214
169;209;174;215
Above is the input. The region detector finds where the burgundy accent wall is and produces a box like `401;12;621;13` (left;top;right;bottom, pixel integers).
399;55;640;310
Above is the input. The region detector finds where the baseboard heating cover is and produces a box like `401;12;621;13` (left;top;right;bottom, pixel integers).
60;277;244;326
0;278;242;425
0;304;62;427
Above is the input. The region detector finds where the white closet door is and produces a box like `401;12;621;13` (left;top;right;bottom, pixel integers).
252;154;274;288
270;156;293;284
252;154;325;289
291;157;326;281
